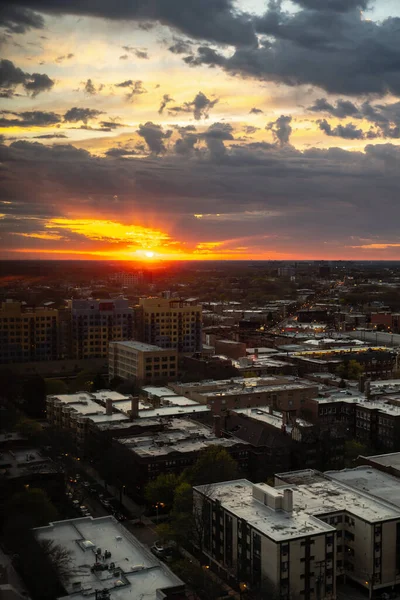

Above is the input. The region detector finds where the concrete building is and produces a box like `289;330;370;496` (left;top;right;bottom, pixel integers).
214;339;246;359
68;298;134;359
195;471;400;600
135;297;202;353
109;340;178;385
33;516;185;600
0;300;59;363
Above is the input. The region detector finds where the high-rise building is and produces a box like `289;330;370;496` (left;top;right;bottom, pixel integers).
135;297;202;353
109;340;178;385
0;300;59;363
68;298;133;359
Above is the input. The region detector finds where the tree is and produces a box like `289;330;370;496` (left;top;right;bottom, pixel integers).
91;372;107;392
39;539;74;582
16;417;43;442
145;473;179;508
109;375;124;390
336;360;364;381
184;445;238;486
22;375;46;418
172;559;223;600
344;440;370;467
45;379;68;395
69;370;94;393
6;488;58;528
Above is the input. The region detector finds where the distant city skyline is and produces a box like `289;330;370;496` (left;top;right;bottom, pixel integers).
1;0;400;260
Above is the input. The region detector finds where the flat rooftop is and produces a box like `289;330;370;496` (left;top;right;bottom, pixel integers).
138;404;209;418
197;475;400;542
234;407;313;431
206;382;315;398
34;516;183;600
141;386;178;398
110;341;172;353
327;466;400;509
361;452;400;471
0;448;58;478
117;418;245;457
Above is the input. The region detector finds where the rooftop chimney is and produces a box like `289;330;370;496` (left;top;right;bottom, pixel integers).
130;396;139;420
213;414;222;438
106;398;113;416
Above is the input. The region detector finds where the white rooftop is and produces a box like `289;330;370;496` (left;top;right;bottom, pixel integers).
138;405;209;418
141;386;178;398
196;475;400;542
327;466;400;509
34;516;183;600
109;341;172;352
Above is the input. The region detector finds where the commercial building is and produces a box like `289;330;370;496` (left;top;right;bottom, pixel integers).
194;470;400;600
68;298;134;359
109;340;178;385
0;300;59;364
135;297;202;353
33;516;185;600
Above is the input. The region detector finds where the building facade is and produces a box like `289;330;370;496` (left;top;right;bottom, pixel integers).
135;297;202;353
68;298;134;359
109;340;178;385
0;300;59;363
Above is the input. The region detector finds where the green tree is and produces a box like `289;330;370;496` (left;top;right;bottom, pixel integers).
70;370;95;392
144;473;179;508
16;417;43;441
45;379;68;395
344;440;370;467
336;360;364;381
6;488;58;528
184;445;238;486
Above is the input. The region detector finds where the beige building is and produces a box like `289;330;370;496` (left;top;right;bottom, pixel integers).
135;297;202;353
109;340;178;385
194;470;400;600
0;300;59;363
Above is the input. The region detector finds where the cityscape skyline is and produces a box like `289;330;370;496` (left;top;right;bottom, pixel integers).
2;0;400;260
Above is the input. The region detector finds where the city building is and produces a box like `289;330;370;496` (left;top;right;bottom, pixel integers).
68;298;134;359
214;339;246;359
134;297;202;353
170;377;318;418
195;470;400;600
109;340;178;385
0;300;59;363
33;516;185;600
110;417;250;497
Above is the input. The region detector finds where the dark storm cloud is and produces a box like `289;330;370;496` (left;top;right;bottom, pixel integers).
5;137;400;255
174;133;198;155
183;0;400;97
0;5;44;34
158;94;174;114
0;109;60;127
309;98;400;138
318;119;367;140
168;38;193;54
0;0;256;46
64;107;103;124
266;115;292;146
137;122;172;154
0;58;54;97
183;46;226;68
99;120;126;130
169;91;218;120
201;122;234;157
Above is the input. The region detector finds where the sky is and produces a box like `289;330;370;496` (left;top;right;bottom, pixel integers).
2;0;400;261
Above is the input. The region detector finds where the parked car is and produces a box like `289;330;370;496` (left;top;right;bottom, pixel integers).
151;541;174;562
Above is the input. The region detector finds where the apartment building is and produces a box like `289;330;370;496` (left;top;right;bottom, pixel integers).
68;298;133;359
135;297;202;353
0;300;59;363
109;340;178;385
33;516;185;600
195;471;400;600
170;377;318;417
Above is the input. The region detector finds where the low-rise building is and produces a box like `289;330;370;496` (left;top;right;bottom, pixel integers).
195;470;400;600
33;516;185;600
109;340;178;385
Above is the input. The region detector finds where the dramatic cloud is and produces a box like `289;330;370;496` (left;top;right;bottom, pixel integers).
122;46;149;59
0;5;44;34
318;119;367;140
158;94;174;114
137;121;172;154
168;38;193;54
83;78;104;95
0;110;60;127
0;0;257;46
169;91;218;120
64;107;103;124
182;1;400;97
0;58;54;97
249;107;263;114
115;80;147;102
266;115;292;146
34;133;68;139
55;53;74;63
